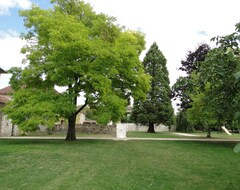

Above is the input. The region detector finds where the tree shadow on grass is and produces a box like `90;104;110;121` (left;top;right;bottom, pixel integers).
179;141;238;151
0;139;109;146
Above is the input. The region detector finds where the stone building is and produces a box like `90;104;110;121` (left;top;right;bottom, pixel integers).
0;86;19;136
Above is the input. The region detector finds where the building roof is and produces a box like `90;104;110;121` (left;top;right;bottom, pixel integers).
0;95;10;104
0;86;14;95
0;68;6;74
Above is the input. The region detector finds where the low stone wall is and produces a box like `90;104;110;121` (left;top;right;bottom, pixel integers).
75;124;116;134
52;123;175;135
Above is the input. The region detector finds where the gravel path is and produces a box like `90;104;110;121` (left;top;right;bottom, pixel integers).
172;132;200;137
1;136;240;142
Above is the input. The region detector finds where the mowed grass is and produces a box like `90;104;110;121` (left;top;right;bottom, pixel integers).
0;139;240;190
127;131;240;139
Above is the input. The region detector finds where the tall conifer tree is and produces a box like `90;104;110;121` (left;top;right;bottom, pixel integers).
131;42;174;133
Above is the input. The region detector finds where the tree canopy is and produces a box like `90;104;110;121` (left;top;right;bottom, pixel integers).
3;0;150;141
173;23;240;136
172;43;211;111
196;27;240;130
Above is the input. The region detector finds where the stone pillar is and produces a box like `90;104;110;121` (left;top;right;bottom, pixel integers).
116;123;127;139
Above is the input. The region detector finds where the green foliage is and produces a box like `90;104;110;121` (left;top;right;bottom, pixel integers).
176;111;193;132
4;0;150;138
186;90;217;129
172;44;211;133
172;44;210;111
184;21;240;133
199;40;240;128
91;94;127;124
131;42;174;129
2;88;61;131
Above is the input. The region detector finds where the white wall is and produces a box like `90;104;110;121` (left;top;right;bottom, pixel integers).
116;123;175;139
121;123;171;132
0;115;19;136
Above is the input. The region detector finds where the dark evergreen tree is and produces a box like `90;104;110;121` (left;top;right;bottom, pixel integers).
131;42;174;133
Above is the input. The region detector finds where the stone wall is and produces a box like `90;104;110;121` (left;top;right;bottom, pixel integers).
75;124;116;134
53;123;175;135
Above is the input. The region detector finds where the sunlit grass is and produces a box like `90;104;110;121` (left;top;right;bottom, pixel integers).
0;139;239;190
27;131;115;138
127;131;240;140
27;130;240;140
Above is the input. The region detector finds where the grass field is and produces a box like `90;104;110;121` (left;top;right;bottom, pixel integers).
28;130;240;140
0;139;239;190
127;131;240;139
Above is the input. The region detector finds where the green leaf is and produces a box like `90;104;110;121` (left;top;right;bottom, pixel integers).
234;71;240;80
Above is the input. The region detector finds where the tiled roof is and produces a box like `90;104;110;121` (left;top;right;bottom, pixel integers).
0;95;10;104
0;86;14;95
0;68;6;74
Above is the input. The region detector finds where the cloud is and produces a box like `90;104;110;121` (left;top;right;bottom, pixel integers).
198;31;208;36
0;29;19;38
0;30;25;89
0;0;32;15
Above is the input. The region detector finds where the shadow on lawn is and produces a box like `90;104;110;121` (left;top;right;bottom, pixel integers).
0;137;238;153
0;139;107;146
180;141;238;151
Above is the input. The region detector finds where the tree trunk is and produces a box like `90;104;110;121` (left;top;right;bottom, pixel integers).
65;114;77;141
207;127;211;138
11;124;15;136
148;122;155;133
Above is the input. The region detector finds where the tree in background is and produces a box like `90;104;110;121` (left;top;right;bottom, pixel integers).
196;27;240;132
176;111;193;132
186;89;218;137
178;22;240;136
3;0;150;141
172;44;210;133
131;42;174;133
172;43;211;111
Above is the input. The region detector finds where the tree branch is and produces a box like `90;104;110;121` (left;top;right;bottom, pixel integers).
75;97;88;116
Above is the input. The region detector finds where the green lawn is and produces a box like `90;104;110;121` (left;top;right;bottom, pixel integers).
127;131;186;138
0;139;239;190
27;130;240;140
127;131;240;139
27;131;115;138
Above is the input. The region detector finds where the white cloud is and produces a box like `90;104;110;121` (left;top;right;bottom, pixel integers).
0;0;32;15
86;0;240;85
0;29;19;38
2;0;240;110
85;0;240;112
0;30;25;89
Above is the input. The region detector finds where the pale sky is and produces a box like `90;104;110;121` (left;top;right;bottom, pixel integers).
1;0;240;97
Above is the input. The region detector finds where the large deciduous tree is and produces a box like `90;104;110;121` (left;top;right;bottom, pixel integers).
185;23;240;136
3;0;150;141
197;32;240;131
131;42;174;133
